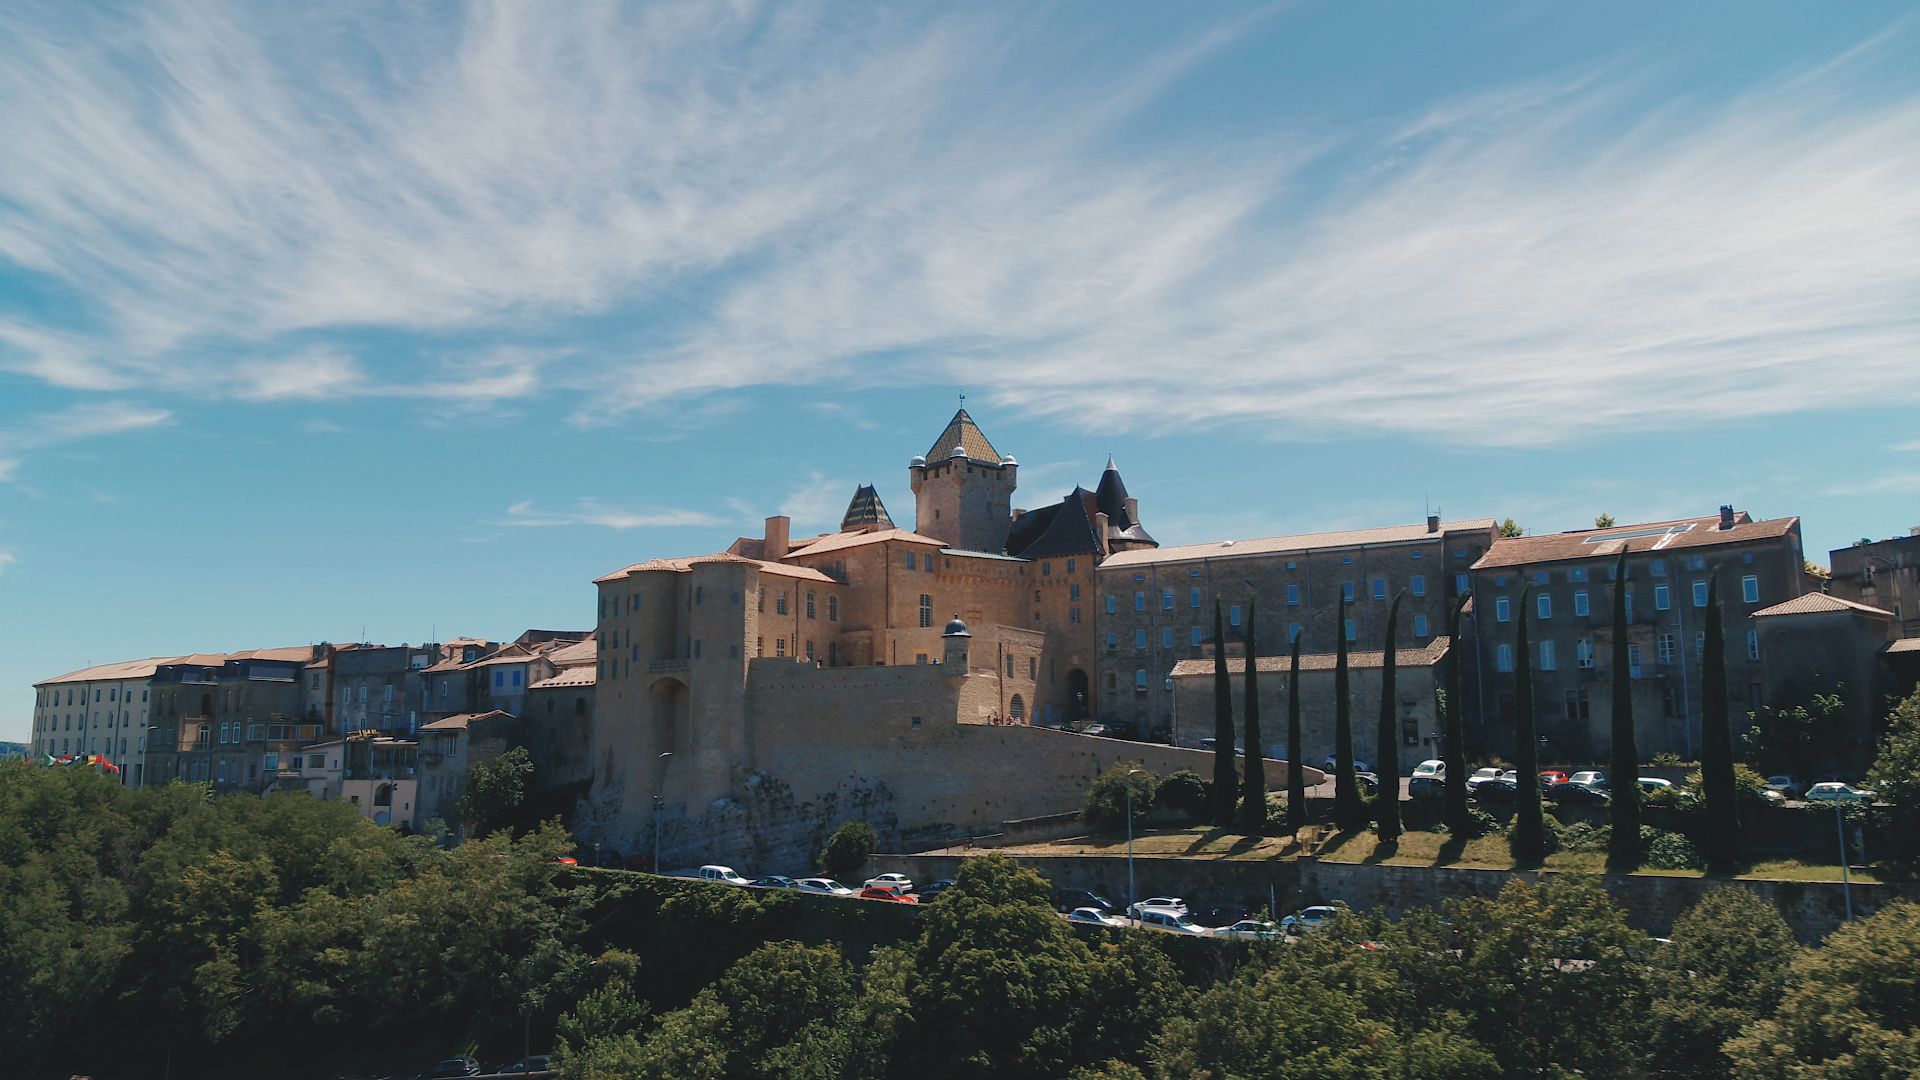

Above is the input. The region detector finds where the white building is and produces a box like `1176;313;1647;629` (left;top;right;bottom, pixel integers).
31;656;207;787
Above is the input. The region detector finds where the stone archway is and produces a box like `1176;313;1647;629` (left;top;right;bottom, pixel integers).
1066;668;1090;723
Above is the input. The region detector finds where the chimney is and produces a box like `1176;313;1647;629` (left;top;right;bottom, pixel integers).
1718;505;1735;531
1426;514;1440;533
1124;496;1140;522
1910;525;1920;538
765;515;791;560
1095;511;1112;558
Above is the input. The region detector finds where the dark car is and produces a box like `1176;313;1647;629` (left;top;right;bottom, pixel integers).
1203;903;1255;927
499;1055;553;1074
1471;778;1519;803
1408;776;1446;800
1052;888;1115;913
1548;781;1608;805
749;875;798;889
429;1057;481;1077
916;878;956;902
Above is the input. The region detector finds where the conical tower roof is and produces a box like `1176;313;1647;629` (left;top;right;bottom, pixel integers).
924;408;1003;466
840;484;895;531
1095;455;1131;525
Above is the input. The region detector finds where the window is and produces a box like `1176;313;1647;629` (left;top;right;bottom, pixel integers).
1043;561;1051;576
1696;631;1706;658
1191;626;1203;646
1495;597;1511;622
1009;695;1026;721
695;585;704;605
1343;580;1355;602
1565;688;1590;722
1341;554;1353;564
1411;574;1426;598
1161;589;1173;610
1372;578;1387;600
1135;629;1147;650
775;639;786;657
919;594;933;628
806;592;816;618
1286;583;1301;606
757;636;764;656
1412;614;1428;638
1161;627;1174;647
828;596;838;621
827;642;838;666
1533;571;1549;585
905;551;916;570
494;671;504;688
1344;619;1356;642
1072;584;1082;601
1135;592;1146;611
1570;567;1588;582
1742;576;1759;604
1029;657;1037;679
1654;585;1671;611
1007;655;1015;676
1625;591;1635;621
1189;587;1200;608
1574;591;1589;617
1456;573;1470;595
1106;632;1118;650
1628;644;1643;672
385;684;394;702
1576;638;1594;668
1070;607;1081;623
1746;629;1760;661
1537;594;1552;619
1539;641;1557;670
1230;604;1243;627
1692;581;1708;608
511;670;522;687
776;594;788;615
1496;644;1514;672
1067;559;1076;572
1652;559;1667;577
1657;633;1675;665
1106;672;1117;691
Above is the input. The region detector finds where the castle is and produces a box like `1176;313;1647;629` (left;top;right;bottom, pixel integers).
581;409;1251;867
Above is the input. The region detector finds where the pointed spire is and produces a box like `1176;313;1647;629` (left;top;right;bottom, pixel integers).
840;484;895;532
924;408;1003;466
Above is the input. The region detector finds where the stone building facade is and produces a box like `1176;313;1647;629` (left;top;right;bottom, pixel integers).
30;657;174;786
1467;508;1808;762
1828;529;1920;640
1096;517;1496;741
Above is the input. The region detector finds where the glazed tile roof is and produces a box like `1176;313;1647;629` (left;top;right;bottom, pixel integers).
1170;637;1452;676
1473;513;1798;571
1751;593;1893;619
924;408;1003;465
840;484;895;530
1102;519;1497;569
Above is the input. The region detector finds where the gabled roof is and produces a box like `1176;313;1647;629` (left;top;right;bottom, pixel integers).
924;408;1003;466
784;527;944;558
531;665;597;689
38;656;201;685
226;646;316;664
544;638;599;667
1751;593;1893;619
1171;637;1452;675
1473;513;1798;571
420;709;515;731
840;484;895;530
1102;519;1497;569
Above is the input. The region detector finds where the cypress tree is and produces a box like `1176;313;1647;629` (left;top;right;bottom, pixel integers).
1700;573;1743;874
1441;595;1471;834
1607;548;1641;870
1286;627;1306;833
1333;594;1368;831
1210;600;1237;827
1511;585;1546;865
1374;591;1406;841
1240;596;1268;832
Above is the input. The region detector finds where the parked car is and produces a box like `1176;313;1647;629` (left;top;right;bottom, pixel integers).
1765;775;1804;798
1412;759;1446;779
1202;903;1255;926
428;1057;481;1077
1465;766;1504;792
1199;737;1246;754
695;865;750;885
1080;723;1120;738
1323;754;1371;773
1539;770;1571;787
1215;919;1283;941
1472;778;1519;803
549;856;578;866
1135;907;1212;935
1636;777;1674;794
859;886;918;903
863;873;914;894
499;1055;553;1074
1052;888;1114;913
1568;770;1607;789
916;879;956;902
1128;897;1190;919
1281;906;1339;934
1408;776;1446;800
1065;906;1126;928
795;878;856;896
1549;781;1608;805
1805;782;1876;804
750;875;798;889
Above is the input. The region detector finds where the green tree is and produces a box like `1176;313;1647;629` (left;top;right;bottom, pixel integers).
1698;575;1742;874
1240;596;1268;833
1286;627;1307;833
1153;770;1206;821
1210;600;1237;826
1595;513;1617;529
1332;594;1368;831
458;745;534;838
1646;888;1797;1078
1080;764;1156;834
1744;678;1845;776
818;821;876;879
1499;518;1525;538
1725;901;1920;1077
1609;548;1641;870
1374;590;1406;841
1510;586;1546;865
1442;597;1471;834
1866;688;1920;877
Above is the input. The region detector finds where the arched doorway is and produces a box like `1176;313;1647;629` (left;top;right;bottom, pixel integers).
1009;694;1026;723
1066;669;1090;723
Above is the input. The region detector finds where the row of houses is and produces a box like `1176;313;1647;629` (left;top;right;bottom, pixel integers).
26;630;597;831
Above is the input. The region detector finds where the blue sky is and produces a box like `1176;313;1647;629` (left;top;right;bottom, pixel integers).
2;1;1918;741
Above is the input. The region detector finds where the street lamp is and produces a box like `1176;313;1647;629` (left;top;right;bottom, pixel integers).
1124;767;1143;923
1836;803;1854;922
653;751;673;873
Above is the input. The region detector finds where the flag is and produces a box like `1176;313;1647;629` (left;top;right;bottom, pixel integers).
41;753;56;766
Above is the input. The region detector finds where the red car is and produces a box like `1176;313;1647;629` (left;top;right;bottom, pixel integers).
858;886;918;903
550;856;578;866
1538;771;1570;788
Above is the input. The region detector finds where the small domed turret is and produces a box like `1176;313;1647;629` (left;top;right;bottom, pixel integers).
949;445;967;459
943;615;970;637
909;455;927;468
1002;454;1017;466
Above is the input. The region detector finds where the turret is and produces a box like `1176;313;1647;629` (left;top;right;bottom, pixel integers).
911;408;1017;553
942;615;971;669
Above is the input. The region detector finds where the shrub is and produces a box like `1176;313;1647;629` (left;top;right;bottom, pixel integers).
819;821;877;879
1154;770;1207;821
1508;811;1562;855
1557;821;1610;854
1081;765;1157;833
1650;752;1694;768
1644;830;1703;871
1435;806;1499;838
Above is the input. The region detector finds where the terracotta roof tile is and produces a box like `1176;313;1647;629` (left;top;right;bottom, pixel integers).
1102;519;1496;569
1751;593;1893;619
420;709;514;731
784;527;944;558
531;666;597;688
1472;513;1797;571
1170;637;1451;676
38;656;202;685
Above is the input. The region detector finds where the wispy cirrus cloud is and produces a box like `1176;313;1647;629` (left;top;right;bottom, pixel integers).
499;499;720;530
0;2;1915;446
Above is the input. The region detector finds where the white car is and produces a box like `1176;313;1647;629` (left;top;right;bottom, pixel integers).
1765;775;1803;798
696;864;750;885
1465;767;1503;792
795;878;856;896
1412;759;1445;779
1127;897;1189;919
1568;770;1606;789
1214;919;1282;941
1134;908;1211;935
1636;777;1674;793
1064;906;1126;928
1281;905;1339;934
863;873;913;895
1805;782;1875;804
1323;755;1371;773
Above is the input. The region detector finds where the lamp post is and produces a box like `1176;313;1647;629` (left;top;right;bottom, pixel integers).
1836;803;1854;922
1124;767;1142;923
653;751;672;872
